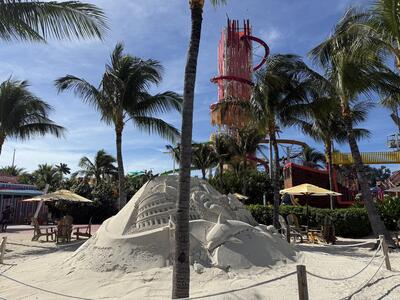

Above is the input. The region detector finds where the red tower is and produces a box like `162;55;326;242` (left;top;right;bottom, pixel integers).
210;19;269;129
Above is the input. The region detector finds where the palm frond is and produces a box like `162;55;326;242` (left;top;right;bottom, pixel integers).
0;0;108;42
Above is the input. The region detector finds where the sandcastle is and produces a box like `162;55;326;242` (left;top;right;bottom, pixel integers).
69;175;296;272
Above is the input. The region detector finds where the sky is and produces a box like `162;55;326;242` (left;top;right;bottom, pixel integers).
2;0;396;174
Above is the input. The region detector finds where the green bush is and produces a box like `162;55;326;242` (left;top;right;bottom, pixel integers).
377;196;400;230
246;205;371;238
209;170;273;205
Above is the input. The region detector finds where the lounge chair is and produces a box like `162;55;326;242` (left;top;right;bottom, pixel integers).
54;216;73;243
287;213;308;237
278;215;304;243
73;217;92;240
31;217;55;242
307;216;336;244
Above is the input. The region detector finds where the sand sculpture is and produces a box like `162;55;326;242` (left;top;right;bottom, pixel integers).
69;176;296;272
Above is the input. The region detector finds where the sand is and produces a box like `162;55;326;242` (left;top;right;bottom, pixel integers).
1;231;399;300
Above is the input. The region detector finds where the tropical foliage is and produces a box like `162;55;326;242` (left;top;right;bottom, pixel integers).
56;43;182;209
0;0;108;42
0;79;65;155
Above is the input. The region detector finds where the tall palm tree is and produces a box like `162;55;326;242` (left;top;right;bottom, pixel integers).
310;10;400;244
55;163;71;178
250;54;322;228
75;149;117;183
0;165;26;176
56;43;182;210
291;96;372;207
174;1;227;297
0;78;65;155
0;0;107;42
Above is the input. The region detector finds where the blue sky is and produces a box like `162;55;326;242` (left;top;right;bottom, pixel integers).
2;0;395;173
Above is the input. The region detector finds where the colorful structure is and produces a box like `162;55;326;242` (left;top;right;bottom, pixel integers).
210;19;269;129
0;175;45;224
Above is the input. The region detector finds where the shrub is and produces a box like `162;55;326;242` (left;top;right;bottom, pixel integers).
246;205;371;238
209;170;273;205
377;196;400;230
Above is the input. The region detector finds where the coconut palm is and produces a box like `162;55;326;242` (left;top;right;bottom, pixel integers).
250;54;324;228
75;150;117;183
301;146;325;169
0;165;26;176
290;96;371;209
0;78;65;155
55;163;71;178
0;0;107;42
192;142;217;179
174;0;227;297
310;10;400;244
165;143;217;179
32;163;61;190
56;43;182;210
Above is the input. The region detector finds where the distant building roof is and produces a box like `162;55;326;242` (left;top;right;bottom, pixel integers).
0;189;43;196
0;175;19;184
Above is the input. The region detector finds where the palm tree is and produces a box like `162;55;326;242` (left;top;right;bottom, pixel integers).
32;163;61;190
165;143;217;179
0;165;26;176
56;43;182;210
174;0;227;297
75;150;117;184
0;0;107;42
192;142;217;179
250;54;322;228
310;10;400;244
291;96;371;209
0;78;65;155
301;146;325;169
55;163;71;179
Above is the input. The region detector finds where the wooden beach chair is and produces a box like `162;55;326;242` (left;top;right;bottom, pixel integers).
278;215;304;243
287;213;308;237
31;217;54;242
54;216;73;243
73;217;92;240
308;216;336;244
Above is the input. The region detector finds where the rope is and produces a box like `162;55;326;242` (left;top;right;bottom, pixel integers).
0;273;95;300
339;255;386;300
179;271;297;300
306;243;382;281
328;241;376;248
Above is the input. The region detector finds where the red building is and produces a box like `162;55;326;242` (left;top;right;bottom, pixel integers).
283;163;358;208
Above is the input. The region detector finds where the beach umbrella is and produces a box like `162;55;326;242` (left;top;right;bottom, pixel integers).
280;183;341;226
22;189;93;203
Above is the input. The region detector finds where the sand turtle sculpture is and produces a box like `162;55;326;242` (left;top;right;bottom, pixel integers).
69;175;296;272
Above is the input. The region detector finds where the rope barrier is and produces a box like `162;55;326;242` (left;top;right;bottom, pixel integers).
324;241;376;248
179;271;297;300
306;243;382;281
339;255;386;300
0;273;95;300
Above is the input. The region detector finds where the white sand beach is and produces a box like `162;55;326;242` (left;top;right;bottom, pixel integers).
1;230;399;300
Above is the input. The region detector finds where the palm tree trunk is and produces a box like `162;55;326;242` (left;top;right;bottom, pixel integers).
270;130;280;229
172;2;203;299
201;168;206;180
325;140;335;209
342;105;394;246
116;127;126;210
0;134;4;155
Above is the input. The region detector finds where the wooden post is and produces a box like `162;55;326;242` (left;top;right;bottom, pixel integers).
297;265;309;300
0;236;7;264
286;221;291;243
379;235;391;271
